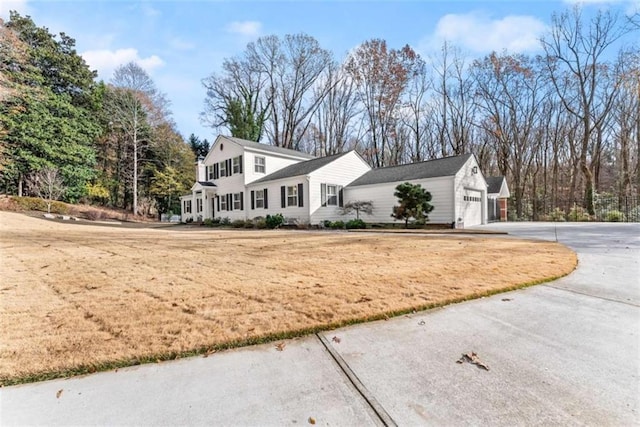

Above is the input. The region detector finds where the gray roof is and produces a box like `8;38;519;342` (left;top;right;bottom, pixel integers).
348;153;473;187
197;181;216;187
252;151;351;184
221;136;315;159
486;176;505;194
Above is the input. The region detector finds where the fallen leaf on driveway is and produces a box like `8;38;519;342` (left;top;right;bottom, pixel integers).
308;417;316;424
456;352;490;371
275;342;286;351
501;298;512;302
203;348;217;358
332;336;341;343
56;389;63;399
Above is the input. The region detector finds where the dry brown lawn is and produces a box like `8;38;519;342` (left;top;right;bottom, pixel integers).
0;211;576;384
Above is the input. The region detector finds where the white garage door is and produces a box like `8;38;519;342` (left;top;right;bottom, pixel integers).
462;189;482;226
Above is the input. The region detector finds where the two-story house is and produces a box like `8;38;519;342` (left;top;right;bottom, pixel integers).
180;135;370;224
181;135;503;227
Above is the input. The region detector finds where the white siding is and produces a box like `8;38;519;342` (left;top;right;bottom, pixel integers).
246;177;310;224
243;149;303;185
198;136;312;221
309;152;372;224
345;176;455;225
203;139;245;220
180;195;193;223
453;156;488;226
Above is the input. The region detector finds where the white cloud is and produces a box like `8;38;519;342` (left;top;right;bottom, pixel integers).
81;48;164;80
0;0;29;18
428;12;548;54
225;20;262;37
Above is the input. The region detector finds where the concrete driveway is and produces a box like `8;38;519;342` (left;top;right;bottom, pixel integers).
1;223;638;425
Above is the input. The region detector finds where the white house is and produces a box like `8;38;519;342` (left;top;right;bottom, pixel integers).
181;135;496;228
344;153;488;228
180;135;370;224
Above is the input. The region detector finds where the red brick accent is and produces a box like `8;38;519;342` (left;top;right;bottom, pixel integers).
499;198;508;221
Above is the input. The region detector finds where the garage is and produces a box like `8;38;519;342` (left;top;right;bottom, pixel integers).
461;188;483;226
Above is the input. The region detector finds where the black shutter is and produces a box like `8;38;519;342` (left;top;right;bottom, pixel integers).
298;183;304;207
321;183;327;207
228;193;232;211
338;186;344;207
228;159;232;175
214;163;219;179
240;192;244;210
251;191;255;210
238;155;243;174
281;186;286;208
216;195;220;211
264;188;268;209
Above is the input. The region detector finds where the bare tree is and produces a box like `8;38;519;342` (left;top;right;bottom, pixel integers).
541;6;631;214
27;166;65;213
472;52;548;218
308;61;362;156
201;56;270;141
247;33;333;149
107;62;161;215
612;47;640;198
340;200;373;220
346;39;420;167
400;56;430;162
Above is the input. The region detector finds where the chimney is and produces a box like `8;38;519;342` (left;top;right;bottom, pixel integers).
195;157;205;182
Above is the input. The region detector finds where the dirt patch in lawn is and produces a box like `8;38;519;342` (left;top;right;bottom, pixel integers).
0;212;577;384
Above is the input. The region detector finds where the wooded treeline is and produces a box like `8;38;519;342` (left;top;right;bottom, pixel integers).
1;7;638;220
203;7;639;219
0;13;196;216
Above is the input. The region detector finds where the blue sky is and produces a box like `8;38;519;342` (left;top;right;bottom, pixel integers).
1;0;637;141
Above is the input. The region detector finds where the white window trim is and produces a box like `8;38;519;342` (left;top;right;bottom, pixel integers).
233;157;241;174
184;200;192;213
220;196;227;211
220;161;227;177
233;192;242;210
254;156;266;173
255;190;265;209
287;186;298;207
326;184;338;206
196;198;203;213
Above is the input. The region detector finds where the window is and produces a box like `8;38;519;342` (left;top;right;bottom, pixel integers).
281;184;303;208
233;157;241;174
255;156;266;173
321;183;342;207
287;186;298;207
207;165;214;180
220;160;227;177
234;193;242;210
196;198;203;213
326;185;338;206
255;190;264;209
183;200;192;213
220;195;227;211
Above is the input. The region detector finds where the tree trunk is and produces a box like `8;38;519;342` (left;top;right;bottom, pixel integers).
133;127;138;216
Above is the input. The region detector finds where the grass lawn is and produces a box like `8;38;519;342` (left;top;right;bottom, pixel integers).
0;211;577;385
